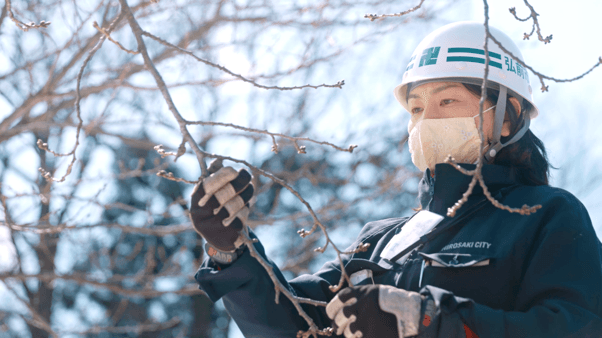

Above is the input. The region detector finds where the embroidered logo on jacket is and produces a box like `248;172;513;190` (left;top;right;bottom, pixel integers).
441;241;491;250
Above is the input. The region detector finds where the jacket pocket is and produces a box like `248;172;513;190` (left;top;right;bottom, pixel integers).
418;252;491;268
416;253;498;304
344;258;390;286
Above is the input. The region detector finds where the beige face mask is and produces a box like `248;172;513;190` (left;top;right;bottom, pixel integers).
408;105;496;172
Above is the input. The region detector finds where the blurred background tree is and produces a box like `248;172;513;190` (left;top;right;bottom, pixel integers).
0;0;601;337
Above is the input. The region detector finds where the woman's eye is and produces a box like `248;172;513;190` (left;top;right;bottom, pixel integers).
411;107;423;114
441;99;455;106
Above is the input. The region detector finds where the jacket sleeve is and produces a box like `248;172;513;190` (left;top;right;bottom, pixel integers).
419;192;602;338
194;228;352;338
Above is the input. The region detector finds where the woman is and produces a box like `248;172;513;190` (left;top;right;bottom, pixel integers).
192;22;602;337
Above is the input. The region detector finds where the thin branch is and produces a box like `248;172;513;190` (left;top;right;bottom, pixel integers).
509;0;552;44
2;221;192;235
0;3;7;32
154;143;187;161
185;121;358;154
240;230;330;338
156;170;198;184
364;0;425;21
93;21;139;55
62;317;180;335
444;1;495;218
0;273;204;298
2;282;58;338
187;152;356;335
140;31;345;91
503;2;601;92
37;10;126;182
190;153;355;291
122;6;360;318
489;32;601;92
444;156;541;215
5;0;51;32
445;1;543;217
118;0;208;175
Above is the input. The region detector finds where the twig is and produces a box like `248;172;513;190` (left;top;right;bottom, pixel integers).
117;1;394;335
188;150;356;335
183;121;357;154
135;15;358;331
489;31;600;92
240;231;330;338
478;173;541;215
198;151;355;288
154;143;187;161
504;2;600;92
445;1;543;217
0;273;204;298
37;10;127;182
61;317;180;335
1;221;192;235
364;0;425;21
156;170;198;184
140;31;345;91
444;157;541;216
509;0;552;44
444;1;495;218
362;0;600;93
118;0;208;176
5;0;51;32
3;282;58;338
92;21;139;55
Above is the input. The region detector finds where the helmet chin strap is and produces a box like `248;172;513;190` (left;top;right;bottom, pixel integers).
483;85;531;162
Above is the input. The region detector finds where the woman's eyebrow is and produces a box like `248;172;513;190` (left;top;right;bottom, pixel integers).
408;83;460;100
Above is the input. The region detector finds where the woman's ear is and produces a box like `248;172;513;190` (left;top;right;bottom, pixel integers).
501;97;522;137
509;97;521;116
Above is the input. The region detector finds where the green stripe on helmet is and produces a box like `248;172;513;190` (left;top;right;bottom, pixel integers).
446;56;502;69
448;47;501;60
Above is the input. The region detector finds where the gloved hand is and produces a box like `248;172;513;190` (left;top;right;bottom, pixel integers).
190;166;254;252
326;284;434;338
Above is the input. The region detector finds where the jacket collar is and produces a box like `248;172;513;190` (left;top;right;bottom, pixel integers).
418;163;519;216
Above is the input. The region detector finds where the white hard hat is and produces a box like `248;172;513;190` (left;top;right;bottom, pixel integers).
394;21;538;161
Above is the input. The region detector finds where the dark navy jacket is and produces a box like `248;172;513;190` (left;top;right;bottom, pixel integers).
195;163;602;337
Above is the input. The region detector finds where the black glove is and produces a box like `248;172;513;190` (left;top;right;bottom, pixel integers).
190;167;254;253
326;284;432;338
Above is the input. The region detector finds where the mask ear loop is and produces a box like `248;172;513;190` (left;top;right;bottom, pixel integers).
472;104;496;118
484;85;530;162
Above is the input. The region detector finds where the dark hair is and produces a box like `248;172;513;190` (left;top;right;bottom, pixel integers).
462;83;550;186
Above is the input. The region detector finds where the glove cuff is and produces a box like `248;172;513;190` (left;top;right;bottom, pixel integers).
378;285;422;337
420;294;437;332
205;238;246;265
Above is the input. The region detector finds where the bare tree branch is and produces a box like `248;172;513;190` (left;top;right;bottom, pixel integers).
118;0;208;176
2;283;58;338
364;0;425;21
5;0;51;32
1;274;204;298
509;0;552;44
239;230;331;338
184;121;357;154
2;221;192;235
93;21;139;55
141;31;346;91
156;170;199;184
62;317;181;335
37;9;127;182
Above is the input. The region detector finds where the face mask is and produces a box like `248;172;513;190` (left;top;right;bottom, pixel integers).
408;105;496;172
